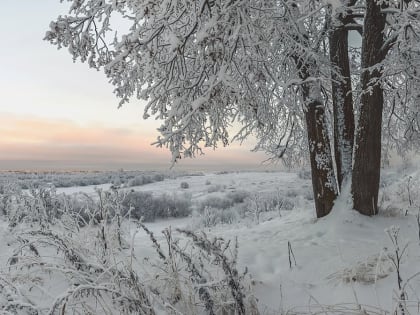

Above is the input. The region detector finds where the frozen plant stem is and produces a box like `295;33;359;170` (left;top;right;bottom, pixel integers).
407;176;413;208
288;241;296;269
386;226;408;315
417;209;420;242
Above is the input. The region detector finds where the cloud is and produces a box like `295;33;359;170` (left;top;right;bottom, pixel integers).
0;114;168;163
0;114;267;170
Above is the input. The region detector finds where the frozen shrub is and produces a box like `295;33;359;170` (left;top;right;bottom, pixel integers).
0;170;170;190
279;197;295;210
227;190;248;203
0;184;20;216
6;220;153;314
298;169;311;180
303;189;314;201
122;191;192;221
180;181;189;189
242;192;295;223
152;173;165;182
195;206;240;227
328;253;393;284
205;179;211;185
379;205;405;217
128;175;153;187
197;196;234;213
156;193;192;218
127;176;142;187
286;189;299;198
6;187;64;228
123;191;154;221
1;179;259;314
207;184;224;193
4;218;257;314
400;175;419;209
195;192;249;222
140;225;257;314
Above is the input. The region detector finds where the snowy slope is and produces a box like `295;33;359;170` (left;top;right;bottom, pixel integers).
125;168;420;313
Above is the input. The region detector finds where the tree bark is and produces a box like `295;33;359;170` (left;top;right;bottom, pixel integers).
352;0;386;215
329;24;355;189
301;82;338;218
305;99;338;218
290;2;338;218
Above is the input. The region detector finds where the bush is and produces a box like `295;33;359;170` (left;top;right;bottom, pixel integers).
3;213;258;315
242;192;295;223
286;189;299;198
152;173;165;182
127;175;153;187
197;196;234;213
227;190;248;203
0;170;170;190
180;181;189;189
298;169;311;180
193;206;240;228
303;189;314;201
122;191;192;221
207;184;225;193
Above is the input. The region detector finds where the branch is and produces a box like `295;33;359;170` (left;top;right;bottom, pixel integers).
380;33;398;57
346;13;365;19
345;22;363;36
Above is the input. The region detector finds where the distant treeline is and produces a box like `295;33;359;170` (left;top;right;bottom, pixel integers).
0;170;204;189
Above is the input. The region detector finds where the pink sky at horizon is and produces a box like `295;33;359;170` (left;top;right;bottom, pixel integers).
0;1;272;171
0;113;270;171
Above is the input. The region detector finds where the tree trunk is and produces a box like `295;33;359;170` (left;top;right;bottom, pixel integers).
352;0;386;215
329;25;355;189
290;2;338;218
302;83;338;218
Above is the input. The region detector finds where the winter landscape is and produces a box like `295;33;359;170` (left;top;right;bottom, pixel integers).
1;0;420;314
0;166;420;314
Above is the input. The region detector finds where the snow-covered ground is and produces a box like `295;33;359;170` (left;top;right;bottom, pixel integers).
128;169;420;313
1;167;419;314
55;170;310;199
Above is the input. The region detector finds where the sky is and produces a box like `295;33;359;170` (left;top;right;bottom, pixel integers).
0;1;270;171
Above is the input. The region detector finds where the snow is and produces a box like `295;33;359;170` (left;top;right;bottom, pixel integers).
1;167;420;313
55;183;112;195
132;195;420;312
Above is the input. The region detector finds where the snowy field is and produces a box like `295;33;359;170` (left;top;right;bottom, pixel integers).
0;166;419;314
